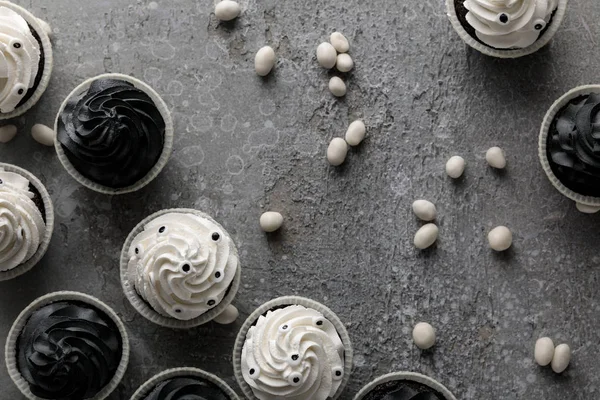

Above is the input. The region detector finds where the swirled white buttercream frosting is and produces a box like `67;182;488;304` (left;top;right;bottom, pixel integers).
0;6;41;113
464;0;558;49
0;168;45;272
127;212;238;321
241;305;346;400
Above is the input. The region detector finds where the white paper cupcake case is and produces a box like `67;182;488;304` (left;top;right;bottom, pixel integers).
54;73;174;195
0;163;54;282
0;1;53;120
353;372;457;400
130;367;240;400
538;85;600;208
120;208;242;329
446;0;569;59
233;296;354;400
5;291;130;400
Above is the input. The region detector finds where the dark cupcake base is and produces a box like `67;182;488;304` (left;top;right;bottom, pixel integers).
27;183;46;223
362;379;447;400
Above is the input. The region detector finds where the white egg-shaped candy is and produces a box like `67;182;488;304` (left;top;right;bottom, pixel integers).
576;202;600;214
260;211;283;233
316;42;337;69
255;46;276;76
329;77;347;97
412;200;436;221
327;138;348;166
330;32;349;53
336;53;354;73
412;322;436;350
534;337;555;367
0;125;17;143
488;226;512;251
551;344;571;374
215;1;241;21
446;156;465;178
486;147;506;169
345;120;366;146
414;224;438;250
31;124;55;146
212;305;239;324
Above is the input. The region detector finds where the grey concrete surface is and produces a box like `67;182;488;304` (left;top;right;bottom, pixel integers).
1;0;600;399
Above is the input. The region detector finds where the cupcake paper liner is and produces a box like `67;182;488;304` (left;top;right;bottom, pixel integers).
446;0;569;58
5;291;130;400
233;296;354;400
353;371;457;400
0;163;54;282
130;367;240;400
539;85;600;208
120;208;242;329
54;73;174;195
0;1;53;120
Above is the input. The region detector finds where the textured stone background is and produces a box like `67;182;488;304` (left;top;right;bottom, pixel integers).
1;0;600;399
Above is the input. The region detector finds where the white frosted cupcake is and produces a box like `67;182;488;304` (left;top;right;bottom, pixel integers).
5;291;129;400
354;372;457;400
120;208;241;328
54;73;174;195
233;296;353;400
131;367;240;400
446;0;568;58
0;163;53;281
0;1;53;120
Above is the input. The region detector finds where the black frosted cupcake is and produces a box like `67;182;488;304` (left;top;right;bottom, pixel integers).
0;1;53;119
5;291;129;400
131;368;240;400
354;372;456;400
539;85;600;213
54;73;174;195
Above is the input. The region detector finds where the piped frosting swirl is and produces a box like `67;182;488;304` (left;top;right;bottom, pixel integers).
464;0;558;49
144;377;231;400
128;212;238;321
241;305;345;400
57;78;166;188
17;301;123;400
0;168;45;272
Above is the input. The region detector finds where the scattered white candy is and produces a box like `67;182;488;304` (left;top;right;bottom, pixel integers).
212;305;239;324
215;0;241;21
551;344;571;374
255;46;276;77
345;120;366;146
412;200;436;222
414;223;438;250
327;137;348;166
0;125;17;143
488;226;512;251
330;32;349;53
260;211;283;233
534;337;555;367
576;202;600;214
31;124;55;146
486;147;506;169
316;42;337;69
446;156;465;179
412;322;436;350
329;77;347;97
336;53;354;73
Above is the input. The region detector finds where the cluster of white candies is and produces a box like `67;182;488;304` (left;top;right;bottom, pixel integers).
326;120;366;167
0;123;56;146
316;32;353;97
534;337;571;374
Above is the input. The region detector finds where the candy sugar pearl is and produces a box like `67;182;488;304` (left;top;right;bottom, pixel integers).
534;337;555;367
260;212;283;233
255;46;276;76
446;156;465;178
414;224;438;250
31;124;55;146
316;42;337;69
215;1;241;21
551;344;571;374
0;125;17;143
327;138;348;166
412;200;436;222
212;305;239;324
336;53;354;73
486;147;506;169
488;226;512;251
412;322;436;350
330;32;349;53
329;77;347;97
345;120;366;146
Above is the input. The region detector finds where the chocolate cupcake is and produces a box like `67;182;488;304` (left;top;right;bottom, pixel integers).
120;208;241;328
446;0;568;58
54;73;174;194
0;1;53;119
131;367;240;400
5;291;129;400
0;163;53;281
233;296;353;400
354;372;457;400
539;85;600;213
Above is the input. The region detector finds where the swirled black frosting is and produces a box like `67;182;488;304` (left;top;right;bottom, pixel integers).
144;377;230;400
547;93;600;197
57;78;166;188
363;381;445;400
16;301;123;400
